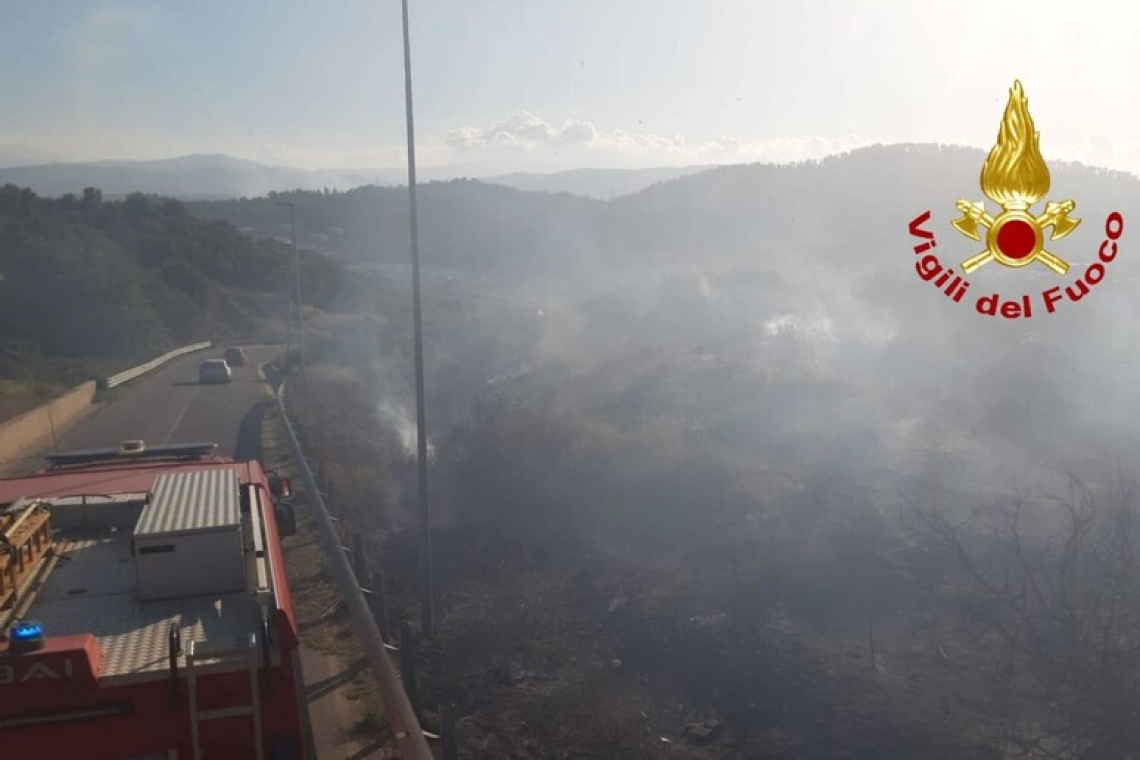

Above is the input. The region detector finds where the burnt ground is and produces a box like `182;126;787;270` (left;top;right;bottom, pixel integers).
281;359;1061;760
380;528;1020;760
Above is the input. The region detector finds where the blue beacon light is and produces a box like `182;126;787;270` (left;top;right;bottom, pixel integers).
9;620;46;652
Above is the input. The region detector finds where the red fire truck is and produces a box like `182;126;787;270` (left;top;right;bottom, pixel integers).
0;441;304;759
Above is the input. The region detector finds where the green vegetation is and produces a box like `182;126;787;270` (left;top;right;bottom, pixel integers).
0;184;341;420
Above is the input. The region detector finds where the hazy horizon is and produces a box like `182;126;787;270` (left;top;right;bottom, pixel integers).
5;1;1140;177
2;140;1135;181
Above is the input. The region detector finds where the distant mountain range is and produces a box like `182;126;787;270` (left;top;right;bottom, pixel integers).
0;155;369;201
0;154;715;201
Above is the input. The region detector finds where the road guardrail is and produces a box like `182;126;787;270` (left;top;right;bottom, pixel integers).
102;341;213;389
276;381;433;759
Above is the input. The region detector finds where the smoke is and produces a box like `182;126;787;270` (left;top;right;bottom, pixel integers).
376;398;423;457
308;145;1140;543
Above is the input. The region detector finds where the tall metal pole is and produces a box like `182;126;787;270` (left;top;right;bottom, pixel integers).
277;201;306;385
291;205;306;387
281;210;294;368
402;0;434;636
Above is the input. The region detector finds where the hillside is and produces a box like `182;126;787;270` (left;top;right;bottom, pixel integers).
483;165;715;198
274;143;1140;756
0;154;710;202
190;144;1140;454
190;181;607;281
188;143;1140;286
0;185;340;420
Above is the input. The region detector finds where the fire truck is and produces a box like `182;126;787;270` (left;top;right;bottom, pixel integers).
0;440;304;759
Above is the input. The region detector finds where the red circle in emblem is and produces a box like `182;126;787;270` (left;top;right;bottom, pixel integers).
996;219;1037;259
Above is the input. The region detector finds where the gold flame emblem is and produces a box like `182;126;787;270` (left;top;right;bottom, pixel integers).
952;80;1079;275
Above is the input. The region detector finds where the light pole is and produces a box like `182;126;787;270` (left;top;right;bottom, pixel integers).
276;200;305;385
401;0;434;636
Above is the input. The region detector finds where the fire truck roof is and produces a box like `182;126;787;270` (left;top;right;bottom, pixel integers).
0;452;288;685
0;457;251;507
9;527;262;683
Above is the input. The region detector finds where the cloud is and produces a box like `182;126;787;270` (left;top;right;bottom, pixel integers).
343;125;1140;176
447;111;571;150
447;111;688;154
443;110;864;168
558;120;597;144
1049;134;1140;175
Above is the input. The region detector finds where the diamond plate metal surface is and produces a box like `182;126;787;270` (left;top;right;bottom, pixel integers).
26;531;259;679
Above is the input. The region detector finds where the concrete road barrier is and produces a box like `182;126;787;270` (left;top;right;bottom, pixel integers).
0;340;213;470
0;381;96;466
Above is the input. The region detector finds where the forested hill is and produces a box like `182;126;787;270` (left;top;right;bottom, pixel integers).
190;180;606;278
187;143;1140;464
188;143;1140;283
0;185;338;416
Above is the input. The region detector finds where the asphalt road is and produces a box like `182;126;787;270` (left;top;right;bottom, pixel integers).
51;346;278;459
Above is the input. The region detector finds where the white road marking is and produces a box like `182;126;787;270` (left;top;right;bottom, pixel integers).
163;385;201;444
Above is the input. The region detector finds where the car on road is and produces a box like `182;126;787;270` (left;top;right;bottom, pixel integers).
198;358;233;384
223;346;249;367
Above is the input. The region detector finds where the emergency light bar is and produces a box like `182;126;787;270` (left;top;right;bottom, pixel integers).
45;442;218;469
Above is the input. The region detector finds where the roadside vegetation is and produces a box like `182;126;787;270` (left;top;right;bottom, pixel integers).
0;183;340;422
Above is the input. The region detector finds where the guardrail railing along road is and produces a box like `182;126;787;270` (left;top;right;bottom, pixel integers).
276;381;433;759
103;341;213;389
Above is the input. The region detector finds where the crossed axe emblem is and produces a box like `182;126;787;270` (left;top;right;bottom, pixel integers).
952;199;1079;276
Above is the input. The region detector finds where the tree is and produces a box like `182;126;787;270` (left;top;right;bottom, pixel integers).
0;226;167;358
909;479;1140;758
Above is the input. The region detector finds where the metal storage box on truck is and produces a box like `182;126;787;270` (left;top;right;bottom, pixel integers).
133;468;246;601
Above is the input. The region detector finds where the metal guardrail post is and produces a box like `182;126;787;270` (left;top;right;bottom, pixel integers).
399;622;422;722
364;563;391;644
352;533;366;581
276;382;432;759
441;705;458;760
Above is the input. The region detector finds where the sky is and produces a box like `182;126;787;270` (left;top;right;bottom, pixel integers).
3;0;1140;175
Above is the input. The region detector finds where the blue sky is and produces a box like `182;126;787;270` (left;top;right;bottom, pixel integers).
3;1;1140;173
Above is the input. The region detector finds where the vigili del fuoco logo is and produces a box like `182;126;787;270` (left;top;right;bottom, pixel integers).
907;80;1124;318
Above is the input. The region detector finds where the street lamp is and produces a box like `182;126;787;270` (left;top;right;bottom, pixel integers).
401;0;434;636
276;201;306;385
